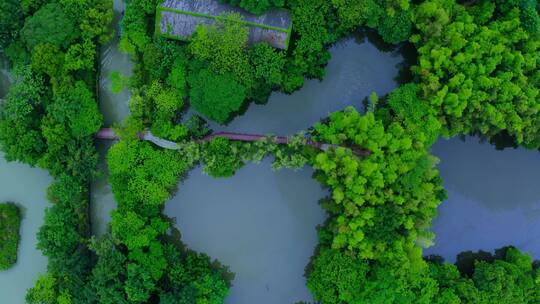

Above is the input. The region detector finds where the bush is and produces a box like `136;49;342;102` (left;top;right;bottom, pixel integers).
188;68;246;124
21;3;79;50
0;203;21;270
202;137;244;178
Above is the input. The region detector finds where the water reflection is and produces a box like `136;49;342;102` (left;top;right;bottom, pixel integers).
167;39;402;303
208;38;403;135
433;137;540;210
98;0;132;127
90;140;116;236
91;0;131;235
0;54;12;99
164;160;327;304
426;137;540;261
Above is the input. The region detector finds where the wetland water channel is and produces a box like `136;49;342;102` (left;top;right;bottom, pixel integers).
1;14;540;304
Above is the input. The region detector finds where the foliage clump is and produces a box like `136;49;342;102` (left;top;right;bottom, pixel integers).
312;107;445;258
412;0;540;147
0;0;112;301
0;203;21;271
188;68;246;124
105;139;230;303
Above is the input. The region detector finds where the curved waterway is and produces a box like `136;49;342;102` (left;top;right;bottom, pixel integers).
90;0;133;236
167;38;403;303
0;153;52;304
425;137;540;261
210;38;403;134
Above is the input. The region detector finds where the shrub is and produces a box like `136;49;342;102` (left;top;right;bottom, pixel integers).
188;68;246;124
0;202;21;270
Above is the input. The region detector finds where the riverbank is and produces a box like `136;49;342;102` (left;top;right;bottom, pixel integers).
426;137;540;261
0;153;52;303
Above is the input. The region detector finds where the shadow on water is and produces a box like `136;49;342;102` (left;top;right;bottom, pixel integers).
168;36;404;303
206;38;404;135
425;246;518;277
91;0;133;236
163;216;236;285
425;136;540;262
0;53;12;99
432;137;540;211
98;0;133;127
90;140;116;236
164;160;328;304
353;28;418;85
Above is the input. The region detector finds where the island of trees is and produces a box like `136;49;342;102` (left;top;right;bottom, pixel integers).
0;0;539;303
0;202;21;271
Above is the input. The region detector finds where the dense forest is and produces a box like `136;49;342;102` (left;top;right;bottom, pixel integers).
0;0;111;302
0;0;539;303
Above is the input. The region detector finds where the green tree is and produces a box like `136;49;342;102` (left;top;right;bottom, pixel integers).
31;43;65;78
428;247;540;303
47;81;102;138
221;0;285;15
307;248;368;303
107;140;192;212
0;0;23;48
188;68;247;124
89;236;129;304
110;71;130;93
21;3;80;50
250;42;286;87
64;39;96;72
0;203;21;270
312;107;445;259
202;137;244;178
411;0;540;147
0;66;46;165
26;274;58;304
189;14;253;85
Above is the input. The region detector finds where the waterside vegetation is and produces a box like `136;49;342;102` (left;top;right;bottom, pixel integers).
0;202;21;271
0;0;538;303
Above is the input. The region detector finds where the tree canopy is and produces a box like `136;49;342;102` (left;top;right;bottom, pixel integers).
411;0;540;147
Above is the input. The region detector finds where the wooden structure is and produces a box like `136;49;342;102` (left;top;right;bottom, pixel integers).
95;128;371;156
156;0;292;49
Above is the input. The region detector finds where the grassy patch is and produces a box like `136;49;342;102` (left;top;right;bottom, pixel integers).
0;203;21;270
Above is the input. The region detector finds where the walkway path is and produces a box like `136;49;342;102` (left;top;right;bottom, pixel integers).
95;128;371;156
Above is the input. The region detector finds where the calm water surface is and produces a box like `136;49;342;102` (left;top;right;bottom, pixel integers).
165;161;327;304
211;38;402;134
426;137;540;261
0;51;50;304
168;38;403;303
0;153;52;304
90;0;132;236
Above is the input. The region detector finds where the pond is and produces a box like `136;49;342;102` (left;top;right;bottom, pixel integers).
166;37;403;303
165;162;327;303
425;137;540;262
0;153;52;304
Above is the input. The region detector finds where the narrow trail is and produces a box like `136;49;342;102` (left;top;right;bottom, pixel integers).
95;128;371;156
